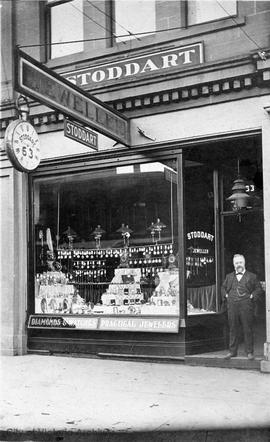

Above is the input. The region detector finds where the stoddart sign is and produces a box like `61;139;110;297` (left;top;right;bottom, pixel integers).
15;49;130;146
62;43;203;90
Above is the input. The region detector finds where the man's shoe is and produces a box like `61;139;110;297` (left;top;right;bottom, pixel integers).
247;353;254;360
224;352;237;360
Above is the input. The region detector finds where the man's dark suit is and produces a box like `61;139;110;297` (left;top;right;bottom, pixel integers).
221;271;263;355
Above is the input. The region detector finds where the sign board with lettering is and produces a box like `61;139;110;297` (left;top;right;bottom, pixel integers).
98;317;179;333
28;315;179;333
64;118;98;150
62;43;203;90
187;231;214;242
15;49;130;146
28;315;99;330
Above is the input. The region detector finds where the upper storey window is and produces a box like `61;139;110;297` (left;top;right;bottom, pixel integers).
114;0;157;42
49;0;84;58
47;0;237;60
47;0;109;59
188;0;237;26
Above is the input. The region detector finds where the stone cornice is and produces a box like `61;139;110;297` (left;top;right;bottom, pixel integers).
0;58;270;135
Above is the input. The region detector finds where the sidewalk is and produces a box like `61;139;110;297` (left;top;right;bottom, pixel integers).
0;354;270;441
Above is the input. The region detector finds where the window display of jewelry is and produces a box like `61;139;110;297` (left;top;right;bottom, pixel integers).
56;243;174;285
53;243;179;315
35;242;217;316
35;270;75;314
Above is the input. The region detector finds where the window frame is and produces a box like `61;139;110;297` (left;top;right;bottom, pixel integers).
45;0;113;61
45;0;238;62
29;152;186;325
187;0;238;28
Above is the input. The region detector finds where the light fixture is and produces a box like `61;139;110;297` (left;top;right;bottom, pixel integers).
227;159;250;221
147;222;156;243
116;224;133;248
16;95;30;121
62;226;77;249
147;218;166;244
91;225;105;249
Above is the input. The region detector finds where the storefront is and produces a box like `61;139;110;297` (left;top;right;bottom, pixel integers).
27;119;265;360
2;0;270;370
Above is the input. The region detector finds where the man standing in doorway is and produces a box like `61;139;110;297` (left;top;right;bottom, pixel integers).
221;254;263;360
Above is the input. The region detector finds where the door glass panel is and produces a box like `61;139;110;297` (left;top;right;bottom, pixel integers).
185;162;217;314
223;212;264;281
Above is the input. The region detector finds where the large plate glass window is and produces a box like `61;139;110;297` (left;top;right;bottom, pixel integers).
33;160;179;319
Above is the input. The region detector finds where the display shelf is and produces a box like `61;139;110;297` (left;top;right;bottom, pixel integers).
56;243;174;284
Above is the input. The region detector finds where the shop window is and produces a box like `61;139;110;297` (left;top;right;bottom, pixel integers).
185;163;217;314
33;161;181;321
188;0;237;26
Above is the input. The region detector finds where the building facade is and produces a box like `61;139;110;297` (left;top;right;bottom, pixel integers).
1;0;270;371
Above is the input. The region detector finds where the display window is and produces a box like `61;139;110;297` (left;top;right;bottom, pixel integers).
33;160;181;327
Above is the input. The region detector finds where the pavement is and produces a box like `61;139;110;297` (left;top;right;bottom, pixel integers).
0;354;270;441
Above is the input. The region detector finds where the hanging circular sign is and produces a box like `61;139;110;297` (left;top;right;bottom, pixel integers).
4;119;40;172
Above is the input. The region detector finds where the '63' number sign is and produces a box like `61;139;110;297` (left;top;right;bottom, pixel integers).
4;119;40;172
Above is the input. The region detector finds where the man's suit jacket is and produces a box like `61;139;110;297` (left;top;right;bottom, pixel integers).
221;270;263;302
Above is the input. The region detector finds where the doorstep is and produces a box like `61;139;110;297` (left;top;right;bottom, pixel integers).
185;350;262;370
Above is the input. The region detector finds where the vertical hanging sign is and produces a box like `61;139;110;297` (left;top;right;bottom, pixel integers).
15;48;130;146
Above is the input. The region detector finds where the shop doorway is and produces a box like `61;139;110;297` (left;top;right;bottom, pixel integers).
184;134;265;364
222;211;265;358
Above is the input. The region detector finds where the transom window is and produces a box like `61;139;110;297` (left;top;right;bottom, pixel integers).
47;0;237;59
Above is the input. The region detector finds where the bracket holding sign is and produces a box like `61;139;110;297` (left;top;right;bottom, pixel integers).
15;48;130;146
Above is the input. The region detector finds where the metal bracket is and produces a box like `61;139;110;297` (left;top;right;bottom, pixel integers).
137;126;156;142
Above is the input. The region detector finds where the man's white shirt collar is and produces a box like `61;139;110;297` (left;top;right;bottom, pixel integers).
236;269;246;281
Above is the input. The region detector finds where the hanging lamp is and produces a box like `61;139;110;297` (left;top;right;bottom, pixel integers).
227;159;250;221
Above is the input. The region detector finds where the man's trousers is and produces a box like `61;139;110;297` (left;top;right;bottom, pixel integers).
227;298;254;355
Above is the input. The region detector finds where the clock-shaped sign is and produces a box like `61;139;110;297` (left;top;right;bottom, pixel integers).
4;119;40;172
